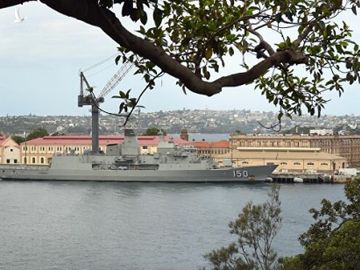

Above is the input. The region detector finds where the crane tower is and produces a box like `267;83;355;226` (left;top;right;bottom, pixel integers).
78;61;133;154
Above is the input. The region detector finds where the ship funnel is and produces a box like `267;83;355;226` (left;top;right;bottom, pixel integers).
121;129;139;156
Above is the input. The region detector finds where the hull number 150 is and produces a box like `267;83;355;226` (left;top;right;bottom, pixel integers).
233;170;249;178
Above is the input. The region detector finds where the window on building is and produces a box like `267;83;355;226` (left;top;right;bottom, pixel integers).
23;157;27;164
320;163;329;166
280;162;288;165
40;157;44;164
6;159;10;164
294;162;301;165
10;148;13;152
142;146;148;149
242;161;249;164
14;159;17;164
307;162;315;166
32;157;36;164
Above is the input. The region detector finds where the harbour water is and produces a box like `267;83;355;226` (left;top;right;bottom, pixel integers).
0;181;345;270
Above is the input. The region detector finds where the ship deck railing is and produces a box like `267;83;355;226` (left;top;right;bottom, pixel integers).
0;164;49;171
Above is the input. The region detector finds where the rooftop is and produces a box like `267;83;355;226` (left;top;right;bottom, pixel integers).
192;140;230;149
22;135;190;147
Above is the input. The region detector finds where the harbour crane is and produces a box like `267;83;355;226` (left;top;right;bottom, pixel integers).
78;60;133;154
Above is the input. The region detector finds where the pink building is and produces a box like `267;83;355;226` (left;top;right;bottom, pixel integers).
0;136;21;164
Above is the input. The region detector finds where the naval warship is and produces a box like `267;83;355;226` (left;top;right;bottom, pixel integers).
0;129;276;182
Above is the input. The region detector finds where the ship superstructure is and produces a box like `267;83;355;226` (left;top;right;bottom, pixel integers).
0;129;276;182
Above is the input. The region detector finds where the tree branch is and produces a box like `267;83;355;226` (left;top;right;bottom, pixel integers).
0;0;35;9
2;0;309;97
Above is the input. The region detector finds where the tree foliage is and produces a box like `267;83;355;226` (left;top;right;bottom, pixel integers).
204;185;281;270
26;128;49;141
1;0;360;120
142;127;167;136
203;179;360;270
11;135;26;144
280;178;360;270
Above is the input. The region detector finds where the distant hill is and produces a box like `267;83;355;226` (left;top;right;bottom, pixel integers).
1;110;360;136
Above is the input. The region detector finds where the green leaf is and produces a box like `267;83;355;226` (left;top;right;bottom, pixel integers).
153;7;163;27
115;55;121;65
352;5;357;15
275;13;282;23
140;10;148;25
119;91;126;98
119;103;125;113
229;47;234;56
205;47;213;60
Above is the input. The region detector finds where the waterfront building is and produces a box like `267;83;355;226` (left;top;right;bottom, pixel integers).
0;136;21;164
230;134;360;166
213;147;347;173
20;135;189;165
190;139;346;173
192;140;230;158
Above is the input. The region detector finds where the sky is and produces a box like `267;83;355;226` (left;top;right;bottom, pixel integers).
0;2;360;117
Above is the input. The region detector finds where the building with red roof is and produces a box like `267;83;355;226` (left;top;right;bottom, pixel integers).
191;140;230;158
20;134;190;165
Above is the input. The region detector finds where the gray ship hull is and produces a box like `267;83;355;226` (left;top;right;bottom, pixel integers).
0;164;276;183
1;130;277;183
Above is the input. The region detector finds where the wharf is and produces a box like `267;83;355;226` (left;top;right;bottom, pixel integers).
271;173;333;183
